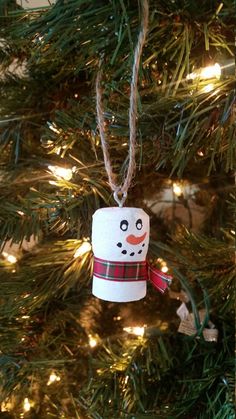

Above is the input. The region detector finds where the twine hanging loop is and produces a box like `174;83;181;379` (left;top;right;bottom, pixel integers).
113;190;128;208
96;0;149;206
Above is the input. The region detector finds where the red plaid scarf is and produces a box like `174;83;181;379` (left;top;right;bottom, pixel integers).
94;257;172;293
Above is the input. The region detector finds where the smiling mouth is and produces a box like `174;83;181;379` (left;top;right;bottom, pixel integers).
126;232;147;245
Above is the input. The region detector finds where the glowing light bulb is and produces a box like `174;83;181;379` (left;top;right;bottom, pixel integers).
88;335;98;348
197;150;204;157
202;83;214;93
17;210;24;216
47;372;61;385
23;398;31;412
2;252;17;264
157;257;169;273
187;63;221;80
200;63;221;79
1;400;12;411
173;182;183;197
74;241;91;258
48;165;73;181
123;326;145;337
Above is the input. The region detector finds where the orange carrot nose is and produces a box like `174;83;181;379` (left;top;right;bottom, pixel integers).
126;232;147;245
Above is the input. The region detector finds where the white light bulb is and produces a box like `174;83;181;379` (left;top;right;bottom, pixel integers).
88;335;97;348
17;210;24;216
23;398;31;412
48;165;73;181
74;241;91;258
2;252;17;264
200;63;221;79
157;258;169;273
202;83;215;93
123;326;145;337
47;372;61;385
173;182;183;197
187;63;221;80
1;400;12;411
198;150;204;157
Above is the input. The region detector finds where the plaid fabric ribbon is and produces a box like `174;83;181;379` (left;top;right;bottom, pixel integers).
94;257;172;294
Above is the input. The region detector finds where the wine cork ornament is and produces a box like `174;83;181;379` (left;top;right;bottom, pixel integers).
92;207;150;302
92;0;172;302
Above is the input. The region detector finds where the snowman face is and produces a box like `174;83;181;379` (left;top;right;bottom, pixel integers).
92;207;150;262
116;217;147;257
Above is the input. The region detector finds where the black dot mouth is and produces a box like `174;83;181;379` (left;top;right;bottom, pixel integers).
117;242;145;257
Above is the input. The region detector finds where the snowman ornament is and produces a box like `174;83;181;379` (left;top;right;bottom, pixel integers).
92;207;172;302
92;0;171;302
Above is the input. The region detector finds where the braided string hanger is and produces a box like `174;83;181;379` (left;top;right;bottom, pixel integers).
96;0;149;207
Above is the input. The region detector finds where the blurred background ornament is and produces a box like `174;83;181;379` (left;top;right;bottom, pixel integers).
177;303;219;342
16;0;56;8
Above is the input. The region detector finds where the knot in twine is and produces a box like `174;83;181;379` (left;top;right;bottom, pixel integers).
96;0;149;207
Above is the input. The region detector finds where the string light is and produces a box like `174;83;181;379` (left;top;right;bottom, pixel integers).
74;241;91;258
200;63;221;79
23;398;31;412
47;371;61;385
187;63;221;80
1;400;12;411
2;252;17;264
17;210;25;216
48;165;75;181
202;83;215;93
88;334;98;348
173;182;183;197
123;326;145;336
157;258;169;273
197;150;204;157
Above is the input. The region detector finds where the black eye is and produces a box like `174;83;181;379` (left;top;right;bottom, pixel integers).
120;219;129;231
136;219;143;230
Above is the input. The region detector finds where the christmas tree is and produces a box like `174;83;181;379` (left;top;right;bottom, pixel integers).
0;0;235;418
